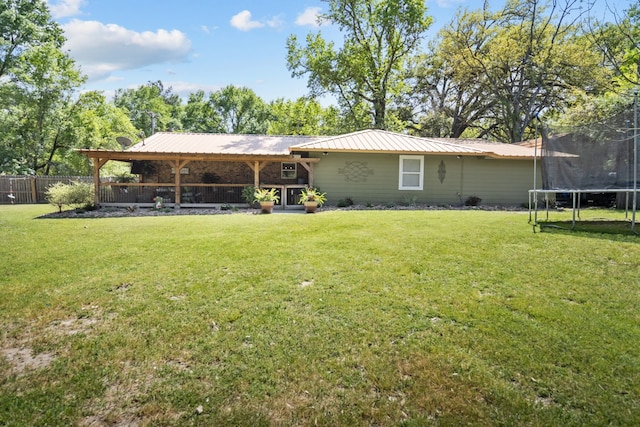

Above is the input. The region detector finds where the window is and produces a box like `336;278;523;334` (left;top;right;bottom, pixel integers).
281;162;297;179
399;155;424;190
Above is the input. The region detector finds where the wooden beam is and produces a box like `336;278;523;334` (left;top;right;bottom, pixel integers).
245;161;269;187
169;159;191;207
79;150;320;164
298;161;314;187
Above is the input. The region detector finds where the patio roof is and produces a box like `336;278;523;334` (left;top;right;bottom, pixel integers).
127;132;324;156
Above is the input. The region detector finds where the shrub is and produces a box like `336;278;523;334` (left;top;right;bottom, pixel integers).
46;181;95;213
465;195;482;206
337;197;354;207
242;185;257;205
401;195;417;207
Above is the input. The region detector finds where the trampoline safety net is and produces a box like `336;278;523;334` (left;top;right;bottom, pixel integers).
541;108;639;191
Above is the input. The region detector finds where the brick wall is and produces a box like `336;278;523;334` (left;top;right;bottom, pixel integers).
143;160;309;185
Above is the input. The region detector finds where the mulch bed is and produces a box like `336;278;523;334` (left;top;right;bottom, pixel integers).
38;204;528;219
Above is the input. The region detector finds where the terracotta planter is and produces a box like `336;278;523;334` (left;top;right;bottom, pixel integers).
259;201;275;214
304;201;318;213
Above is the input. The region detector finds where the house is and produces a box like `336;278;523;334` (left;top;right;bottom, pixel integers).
80;129;541;208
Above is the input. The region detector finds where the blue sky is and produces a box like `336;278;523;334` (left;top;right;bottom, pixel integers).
45;0;611;103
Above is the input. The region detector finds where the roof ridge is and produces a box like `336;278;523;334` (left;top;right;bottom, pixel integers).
151;131;322;139
420;137;487;153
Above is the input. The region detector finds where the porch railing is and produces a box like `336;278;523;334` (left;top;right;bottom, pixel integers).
99;183;307;208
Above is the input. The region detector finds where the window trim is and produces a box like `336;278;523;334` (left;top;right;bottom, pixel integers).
281;162;297;179
398;155;424;191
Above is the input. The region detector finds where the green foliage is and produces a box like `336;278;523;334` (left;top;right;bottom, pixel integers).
464;195;482;206
0;0;64;80
113;80;182;136
45;181;94;212
401;195;417;207
210;85;270;134
182;90;222;133
410;0;610;142
287;0;432;130
298;186;327;205
268;97;340;135
254;187;280;203
241;185;257;204
337;197;354;207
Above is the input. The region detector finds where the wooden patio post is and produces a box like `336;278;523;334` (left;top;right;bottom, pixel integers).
93;158;108;206
171;159;190;208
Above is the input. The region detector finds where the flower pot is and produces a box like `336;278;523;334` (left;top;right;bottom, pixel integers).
304;201;318;213
260;201;275;214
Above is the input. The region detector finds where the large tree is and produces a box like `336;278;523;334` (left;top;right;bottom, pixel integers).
1;42;85;174
586;1;640;87
286;0;432;130
209;85;270;134
268;97;341;135
113;80;182;137
409;0;609;142
0;0;63;79
182;90;223;133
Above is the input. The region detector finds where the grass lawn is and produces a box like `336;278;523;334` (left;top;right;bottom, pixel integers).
0;205;638;426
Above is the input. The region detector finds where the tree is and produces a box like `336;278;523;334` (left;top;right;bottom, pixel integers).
268;97;341;135
0;0;78;174
0;0;64;79
586;1;640;87
1;42;85;175
286;0;432;130
113;80;182;137
182;90;223;133
209;85;269;134
408;0;609;143
49;91;139;175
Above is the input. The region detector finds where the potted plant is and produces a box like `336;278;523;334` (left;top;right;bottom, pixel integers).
254;187;280;213
298;186;327;213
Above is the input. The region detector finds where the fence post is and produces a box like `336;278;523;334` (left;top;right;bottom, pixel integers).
31;176;37;203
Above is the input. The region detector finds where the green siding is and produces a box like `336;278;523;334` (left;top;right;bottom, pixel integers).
312;153;541;206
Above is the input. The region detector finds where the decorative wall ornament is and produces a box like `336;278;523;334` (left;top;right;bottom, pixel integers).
438;160;446;184
338;161;374;182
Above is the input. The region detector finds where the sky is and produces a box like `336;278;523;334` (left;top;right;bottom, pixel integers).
45;0;611;103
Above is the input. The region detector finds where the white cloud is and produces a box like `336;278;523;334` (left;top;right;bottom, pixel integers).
295;7;323;27
47;0;86;18
266;15;285;29
230;10;264;31
62;20;192;81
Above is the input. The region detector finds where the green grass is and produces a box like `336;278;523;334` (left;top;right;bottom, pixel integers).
1;205;638;426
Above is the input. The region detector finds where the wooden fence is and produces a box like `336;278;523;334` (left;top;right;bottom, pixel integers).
0;176;93;204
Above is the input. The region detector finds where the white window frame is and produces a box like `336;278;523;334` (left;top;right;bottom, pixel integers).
398;155;424;191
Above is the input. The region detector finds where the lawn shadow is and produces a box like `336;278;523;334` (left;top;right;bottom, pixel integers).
537;220;639;242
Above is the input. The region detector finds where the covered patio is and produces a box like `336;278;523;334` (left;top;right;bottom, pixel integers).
79;133;322;209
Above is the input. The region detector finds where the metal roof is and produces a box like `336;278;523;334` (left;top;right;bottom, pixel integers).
81;130;539;160
429;138;540;158
127;132;324;156
290;129;486;155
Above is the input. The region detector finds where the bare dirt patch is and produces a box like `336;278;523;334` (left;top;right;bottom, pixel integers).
1;346;56;375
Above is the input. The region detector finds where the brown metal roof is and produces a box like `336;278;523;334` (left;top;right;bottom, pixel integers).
290;129;486;155
79;130;540;160
127;132;324;156
429;138;540;159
